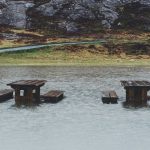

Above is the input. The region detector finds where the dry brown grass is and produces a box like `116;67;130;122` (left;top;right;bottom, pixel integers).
0;27;150;67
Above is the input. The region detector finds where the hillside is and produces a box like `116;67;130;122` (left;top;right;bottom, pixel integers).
0;0;150;33
0;0;150;66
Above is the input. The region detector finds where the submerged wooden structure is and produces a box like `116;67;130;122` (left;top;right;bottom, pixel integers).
41;90;64;103
0;89;13;102
121;80;150;106
102;90;118;104
7;80;47;106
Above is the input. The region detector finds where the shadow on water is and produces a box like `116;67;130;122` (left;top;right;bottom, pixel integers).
122;101;150;109
8;95;66;109
9;102;41;111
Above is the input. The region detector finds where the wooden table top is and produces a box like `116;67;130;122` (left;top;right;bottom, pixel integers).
7;80;47;87
121;80;150;87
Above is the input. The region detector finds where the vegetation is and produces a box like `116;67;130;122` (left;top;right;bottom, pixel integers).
0;44;149;66
0;27;95;48
0;27;149;66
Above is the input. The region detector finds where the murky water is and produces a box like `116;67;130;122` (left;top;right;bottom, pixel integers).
0;66;150;150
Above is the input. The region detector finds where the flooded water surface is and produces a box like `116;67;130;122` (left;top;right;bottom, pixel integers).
0;66;150;150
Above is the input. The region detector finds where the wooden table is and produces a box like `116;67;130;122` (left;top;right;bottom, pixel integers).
121;80;150;105
7;80;47;106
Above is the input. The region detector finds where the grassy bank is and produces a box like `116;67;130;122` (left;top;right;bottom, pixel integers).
0;28;149;66
0;46;150;66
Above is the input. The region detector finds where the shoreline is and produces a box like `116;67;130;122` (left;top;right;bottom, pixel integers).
0;28;149;67
0;61;150;67
0;48;150;67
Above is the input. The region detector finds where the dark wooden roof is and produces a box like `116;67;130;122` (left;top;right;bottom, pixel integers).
7;80;47;87
121;80;150;87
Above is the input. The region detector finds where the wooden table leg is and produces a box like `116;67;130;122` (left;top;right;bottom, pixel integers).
136;88;142;105
126;87;148;105
134;88;147;105
35;87;40;104
15;88;21;107
126;89;129;103
26;88;33;106
126;87;134;103
24;88;28;96
141;88;148;104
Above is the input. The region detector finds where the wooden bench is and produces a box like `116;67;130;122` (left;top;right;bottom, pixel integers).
0;89;14;102
102;90;118;104
41;90;64;103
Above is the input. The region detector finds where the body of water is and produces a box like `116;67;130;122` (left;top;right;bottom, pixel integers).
0;66;150;150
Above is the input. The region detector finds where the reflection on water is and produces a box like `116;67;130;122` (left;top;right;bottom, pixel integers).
0;66;150;150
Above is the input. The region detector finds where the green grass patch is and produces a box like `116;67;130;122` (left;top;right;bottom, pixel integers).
0;46;150;66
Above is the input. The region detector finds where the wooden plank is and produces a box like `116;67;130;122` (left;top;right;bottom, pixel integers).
16;80;46;86
41;90;64;103
121;80;150;87
0;89;13;102
0;89;13;96
109;91;118;99
126;88;130;103
101;90;118;104
142;81;150;86
22;80;37;85
125;87;148;106
127;88;135;102
132;81;138;86
42;90;64;97
127;81;133;86
121;81;127;87
133;81;148;87
8;80;47;87
7;80;25;86
24;80;44;86
35;80;47;86
15;88;21;107
141;88;147;104
34;87;40;104
135;81;144;86
27;88;33;106
109;91;118;104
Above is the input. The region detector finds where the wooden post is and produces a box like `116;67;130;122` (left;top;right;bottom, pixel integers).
15;88;21;107
134;87;140;104
126;88;129;103
24;88;28;96
141;88;148;104
35;87;40;104
126;87;135;103
26;88;33;106
126;87;148;105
